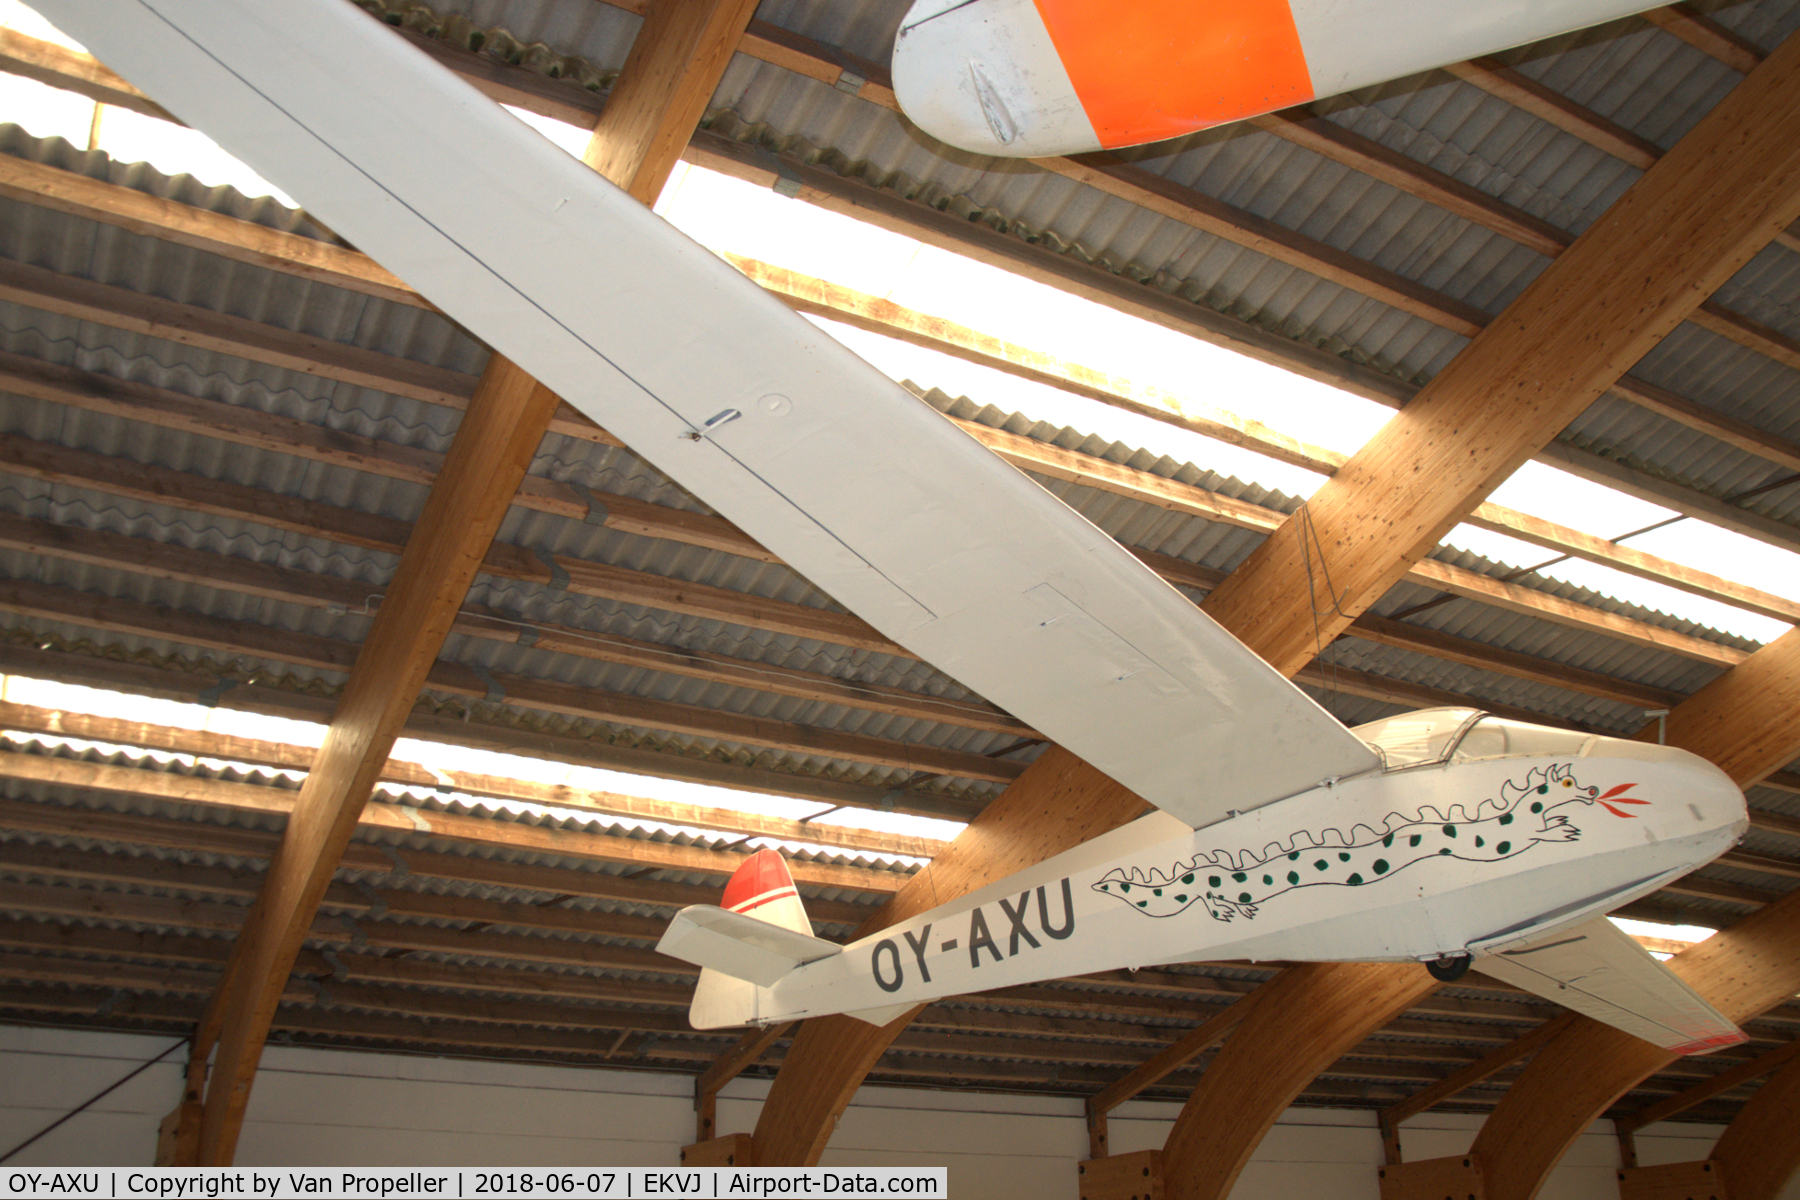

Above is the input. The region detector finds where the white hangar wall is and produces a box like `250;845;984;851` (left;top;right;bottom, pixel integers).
1;1026;1792;1200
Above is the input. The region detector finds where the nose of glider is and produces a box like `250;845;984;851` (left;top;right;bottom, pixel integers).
1590;738;1748;845
891;0;1103;157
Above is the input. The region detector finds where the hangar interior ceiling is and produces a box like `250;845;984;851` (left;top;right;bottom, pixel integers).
0;0;1797;1178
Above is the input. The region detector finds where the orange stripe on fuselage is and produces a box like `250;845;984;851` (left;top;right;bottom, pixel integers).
1033;0;1314;148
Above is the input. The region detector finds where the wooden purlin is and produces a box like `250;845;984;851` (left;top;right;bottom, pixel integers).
1617;1036;1800;1133
0;700;953;863
0;749;910;900
1087;1000;1250;1117
1382;1015;1574;1130
179;0;764;1164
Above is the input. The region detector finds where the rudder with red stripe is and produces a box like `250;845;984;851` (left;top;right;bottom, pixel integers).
682;848;815;1028
720;847;811;935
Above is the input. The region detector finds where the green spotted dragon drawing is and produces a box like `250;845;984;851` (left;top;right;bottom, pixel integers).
1093;763;1646;922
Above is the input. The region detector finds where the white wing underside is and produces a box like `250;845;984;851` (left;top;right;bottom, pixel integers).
1474;919;1745;1055
42;0;1381;827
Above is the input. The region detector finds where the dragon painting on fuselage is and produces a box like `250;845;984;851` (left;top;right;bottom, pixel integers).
1094;764;1647;922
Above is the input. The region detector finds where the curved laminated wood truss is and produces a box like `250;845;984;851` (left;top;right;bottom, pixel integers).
173;0;767;1163
0;0;1797;1186
1708;1041;1800;1200
752;18;1800;1175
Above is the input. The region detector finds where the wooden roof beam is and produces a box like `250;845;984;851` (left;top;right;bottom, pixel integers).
183;0;761;1163
1158;963;1442;1196
189;358;561;1163
1198;28;1800;678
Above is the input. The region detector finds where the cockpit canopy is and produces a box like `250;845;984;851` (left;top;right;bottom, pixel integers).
1352;707;1600;771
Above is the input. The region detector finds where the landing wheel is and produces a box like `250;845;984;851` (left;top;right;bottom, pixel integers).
1426;953;1472;983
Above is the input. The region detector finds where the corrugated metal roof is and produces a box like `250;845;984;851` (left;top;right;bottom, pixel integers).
0;0;1794;1119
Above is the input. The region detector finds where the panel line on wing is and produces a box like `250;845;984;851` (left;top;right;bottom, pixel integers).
134;0;945;634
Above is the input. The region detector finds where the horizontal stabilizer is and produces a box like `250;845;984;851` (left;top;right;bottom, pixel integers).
659;905;841;988
1473;919;1745;1055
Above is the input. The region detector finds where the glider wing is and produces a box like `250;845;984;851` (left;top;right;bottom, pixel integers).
1473;919;1745;1055
39;0;1382;828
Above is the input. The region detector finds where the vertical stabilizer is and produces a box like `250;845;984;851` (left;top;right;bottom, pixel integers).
722;847;811;933
685;849;813;1028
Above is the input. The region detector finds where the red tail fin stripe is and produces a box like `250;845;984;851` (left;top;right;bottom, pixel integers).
721;848;795;912
729;884;799;916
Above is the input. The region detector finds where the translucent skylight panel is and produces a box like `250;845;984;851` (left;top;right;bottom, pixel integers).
1442;524;1789;643
7;3;292;204
657;159;925;297
0;676;328;745
1484;460;1679;532
1;0;76;49
806;808;968;842
0;70;92;144
96;105;294;206
1627;520;1800;600
814;317;1333;499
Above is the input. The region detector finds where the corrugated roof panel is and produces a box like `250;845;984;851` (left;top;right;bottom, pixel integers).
0;0;1795;1109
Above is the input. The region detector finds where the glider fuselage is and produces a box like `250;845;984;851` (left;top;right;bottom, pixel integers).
717;719;1744;1027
